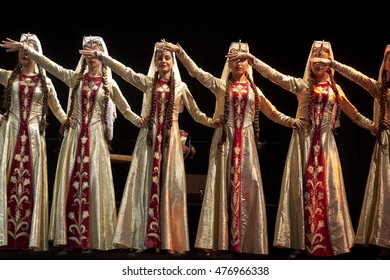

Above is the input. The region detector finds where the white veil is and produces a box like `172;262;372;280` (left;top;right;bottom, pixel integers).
221;41;253;81
374;44;390;125
140;43;183;117
303;40;340;128
69;35;117;140
303;40;334;81
20;33;45;75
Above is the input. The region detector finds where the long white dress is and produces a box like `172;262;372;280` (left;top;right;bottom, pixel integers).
24;48;141;250
332;58;390;249
100;54;214;253
250;55;377;256
176;48;297;254
0;68;67;251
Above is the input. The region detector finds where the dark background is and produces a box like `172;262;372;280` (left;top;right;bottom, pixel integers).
1;3;389;220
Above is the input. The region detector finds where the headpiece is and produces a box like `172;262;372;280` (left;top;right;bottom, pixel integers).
378;44;390;84
373;44;390;125
141;39;183;117
147;39;182;83
303;40;334;80
20;33;44;74
221;40;253;81
20;33;42;53
70;35;117;140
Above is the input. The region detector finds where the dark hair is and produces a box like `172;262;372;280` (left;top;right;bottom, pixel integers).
146;51;176;148
327;68;341;132
61;44;111;147
2;61;49;134
377;68;389;145
60;59;86;136
218;71;262;150
307;54;340;134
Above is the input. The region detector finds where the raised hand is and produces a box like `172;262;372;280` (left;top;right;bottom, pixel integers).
227;51;253;63
79;48;96;58
309;57;332;66
155;41;180;53
0;38;23;52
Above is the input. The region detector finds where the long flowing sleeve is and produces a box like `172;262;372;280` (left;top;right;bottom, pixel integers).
175;46;220;90
0;69;11;86
25;47;76;88
250;57;312;122
339;87;377;133
258;88;295;128
46;78;67;123
181;84;214;127
251;57;306;95
100;54;149;93
175;47;225;120
110;79;142;126
333;60;380;97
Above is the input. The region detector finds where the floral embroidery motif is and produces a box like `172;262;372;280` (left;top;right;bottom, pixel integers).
145;81;170;248
66;75;101;248
229;82;248;252
304;83;333;256
4;73;38;249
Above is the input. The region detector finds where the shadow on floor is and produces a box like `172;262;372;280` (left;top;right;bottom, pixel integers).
0;244;386;260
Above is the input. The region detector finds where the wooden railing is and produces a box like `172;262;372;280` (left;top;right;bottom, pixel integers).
110;153;132;164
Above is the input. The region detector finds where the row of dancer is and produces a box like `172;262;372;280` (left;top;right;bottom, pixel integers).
0;34;300;256
0;33;216;256
158;39;389;259
0;34;144;253
0;34;388;259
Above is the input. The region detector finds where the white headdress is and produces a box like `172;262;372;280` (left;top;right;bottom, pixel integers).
69;36;117;140
303;40;334;80
378;45;390;83
20;33;45;74
221;40;253;81
147;43;182;83
373;44;390;124
140;42;183;117
304;40;341;128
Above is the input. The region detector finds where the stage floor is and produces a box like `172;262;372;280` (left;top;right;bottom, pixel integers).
0;243;385;260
